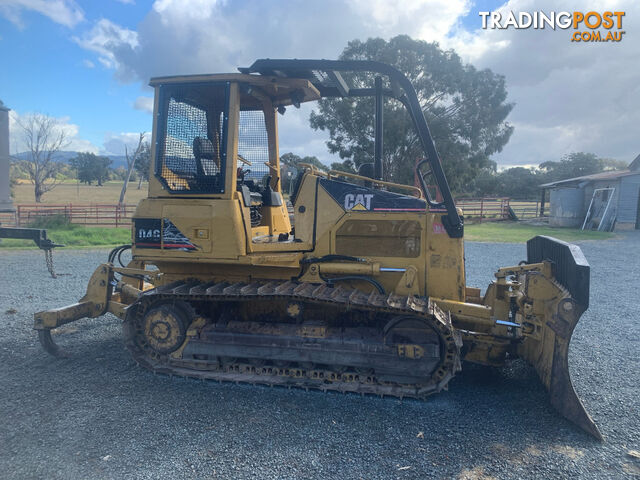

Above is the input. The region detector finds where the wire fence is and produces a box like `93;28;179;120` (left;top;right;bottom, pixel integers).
455;198;541;222
0;204;136;228
0;198;542;229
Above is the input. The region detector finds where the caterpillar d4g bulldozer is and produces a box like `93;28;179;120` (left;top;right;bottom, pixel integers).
35;59;600;439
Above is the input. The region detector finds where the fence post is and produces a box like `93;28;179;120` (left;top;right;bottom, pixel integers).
480;198;484;223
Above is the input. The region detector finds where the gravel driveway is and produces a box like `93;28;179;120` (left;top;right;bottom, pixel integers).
1;233;638;479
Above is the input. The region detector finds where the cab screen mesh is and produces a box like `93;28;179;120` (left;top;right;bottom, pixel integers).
238;109;270;186
156;84;227;193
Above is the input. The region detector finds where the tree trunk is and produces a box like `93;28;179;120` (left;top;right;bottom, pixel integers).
35;183;42;203
119;133;145;204
137;175;143;189
119;168;133;204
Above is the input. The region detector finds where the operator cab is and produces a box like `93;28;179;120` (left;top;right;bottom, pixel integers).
146;60;463;256
148;73;320;244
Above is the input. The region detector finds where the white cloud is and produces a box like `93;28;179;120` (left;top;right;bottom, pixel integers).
114;0;135;4
82;59;95;68
152;0;225;21
0;0;84;28
74;18;139;80
74;0;467;166
133;96;154;114
76;0;467;80
449;0;640;166
73;0;639;167
102;132;146;156
8;110;100;155
278;104;338;166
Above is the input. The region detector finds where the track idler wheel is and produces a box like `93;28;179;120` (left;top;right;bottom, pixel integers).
382;314;461;392
138;301;191;357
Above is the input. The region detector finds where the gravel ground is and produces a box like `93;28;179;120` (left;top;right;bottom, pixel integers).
0;233;639;479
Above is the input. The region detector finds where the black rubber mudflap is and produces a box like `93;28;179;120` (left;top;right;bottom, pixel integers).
527;236;590;309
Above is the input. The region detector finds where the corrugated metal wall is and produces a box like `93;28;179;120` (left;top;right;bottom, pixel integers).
617;174;640;226
549;187;585;227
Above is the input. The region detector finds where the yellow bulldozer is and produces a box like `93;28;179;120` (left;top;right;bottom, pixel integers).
35;59;600;439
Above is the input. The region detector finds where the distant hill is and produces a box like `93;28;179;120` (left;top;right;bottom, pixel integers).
12;151;128;168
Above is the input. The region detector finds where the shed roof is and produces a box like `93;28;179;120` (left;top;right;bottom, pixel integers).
540;154;640;188
540;170;638;188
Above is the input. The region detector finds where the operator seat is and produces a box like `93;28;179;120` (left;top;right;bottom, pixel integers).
193;136;221;176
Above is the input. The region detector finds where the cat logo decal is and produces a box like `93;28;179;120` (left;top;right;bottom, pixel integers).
344;193;374;211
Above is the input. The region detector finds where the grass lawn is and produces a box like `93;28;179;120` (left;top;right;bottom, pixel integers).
12;180;149;205
0;225;131;249
464;221;614;243
1;218;614;249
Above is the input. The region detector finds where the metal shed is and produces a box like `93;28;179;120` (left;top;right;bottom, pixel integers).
540;154;640;231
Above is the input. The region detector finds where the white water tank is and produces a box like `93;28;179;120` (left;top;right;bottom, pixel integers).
0;100;14;212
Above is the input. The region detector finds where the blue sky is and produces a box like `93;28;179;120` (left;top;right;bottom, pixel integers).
0;0;502;156
1;0;637;167
0;1;154;152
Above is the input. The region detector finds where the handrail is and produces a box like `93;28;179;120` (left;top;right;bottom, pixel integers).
243;59;463;237
298;163;329;178
327;170;423;198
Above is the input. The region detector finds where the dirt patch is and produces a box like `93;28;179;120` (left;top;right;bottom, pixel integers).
551;445;584;460
458;466;498;480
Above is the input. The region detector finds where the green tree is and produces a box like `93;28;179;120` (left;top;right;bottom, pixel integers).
540;152;627;183
279;152;327;192
280;152;326;171
466;163;498;198
110;166;129;182
70;152;112;186
309;35;514;192
496;167;542;200
540;152;601;182
330;159;356;174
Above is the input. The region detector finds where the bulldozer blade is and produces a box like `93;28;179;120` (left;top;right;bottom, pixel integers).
520;236;602;440
38;329;69;358
520;298;602;440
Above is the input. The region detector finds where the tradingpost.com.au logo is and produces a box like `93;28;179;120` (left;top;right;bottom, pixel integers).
479;11;626;42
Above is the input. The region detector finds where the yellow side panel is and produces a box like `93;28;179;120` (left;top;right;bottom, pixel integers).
425;213;465;302
291;176;317;245
335;218;422;258
129;199;245;261
311;187;347;254
330;212;426;295
261;201;292;236
162;205;213;254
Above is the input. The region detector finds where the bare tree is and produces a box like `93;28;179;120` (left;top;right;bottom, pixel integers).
17;113;70;202
135;141;151;189
119;132;146;204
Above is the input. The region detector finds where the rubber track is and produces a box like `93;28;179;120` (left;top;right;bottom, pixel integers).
123;279;462;398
